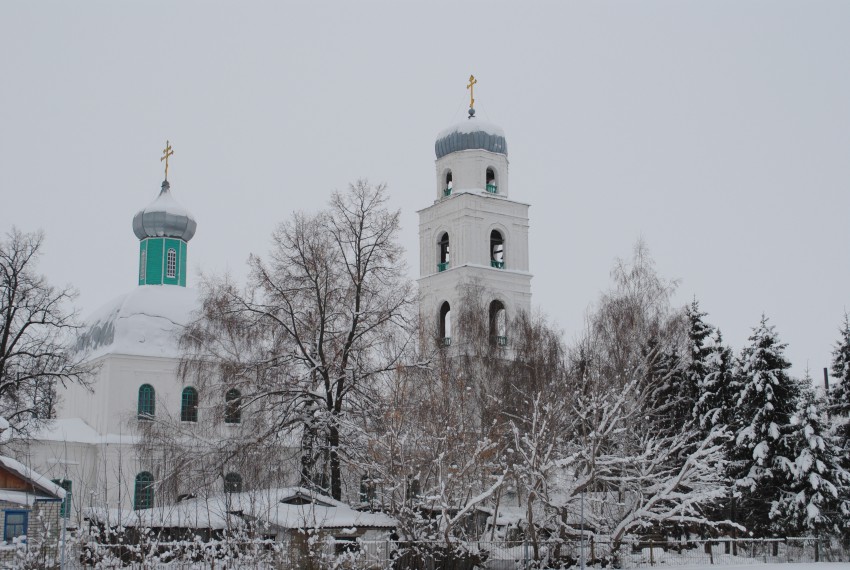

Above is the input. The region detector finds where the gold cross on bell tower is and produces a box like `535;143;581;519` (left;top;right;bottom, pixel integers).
161;140;174;181
467;75;477;109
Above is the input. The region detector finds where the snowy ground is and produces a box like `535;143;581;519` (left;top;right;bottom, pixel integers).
679;565;847;570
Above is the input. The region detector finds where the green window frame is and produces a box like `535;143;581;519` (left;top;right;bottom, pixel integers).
224;389;241;424
3;510;28;542
181;387;198;422
224;472;242;493
138;384;155;419
166;248;177;278
134;472;154;510
51;479;72;518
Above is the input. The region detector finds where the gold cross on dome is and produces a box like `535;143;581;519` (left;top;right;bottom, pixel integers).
161;140;174;181
467;75;477;109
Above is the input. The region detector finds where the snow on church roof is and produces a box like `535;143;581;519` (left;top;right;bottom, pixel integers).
89;487;396;531
132;180;197;241
76;286;200;360
435;117;507;159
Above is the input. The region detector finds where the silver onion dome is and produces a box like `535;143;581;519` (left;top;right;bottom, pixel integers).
435;114;507;159
132;181;197;241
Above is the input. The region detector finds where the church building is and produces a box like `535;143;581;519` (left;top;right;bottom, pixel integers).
13;83;533;526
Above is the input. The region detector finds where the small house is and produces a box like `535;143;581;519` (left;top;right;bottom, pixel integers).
0;455;67;567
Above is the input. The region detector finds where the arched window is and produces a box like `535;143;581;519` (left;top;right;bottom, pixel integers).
490;230;505;269
166;248;177;278
225;389;241;424
489;300;507;346
224;472;243;493
138;384;155;419
437;233;450;272
486;168;497;193
140;249;146;281
439;302;452;346
181;387;198;422
444;171;453;196
134;472;154;510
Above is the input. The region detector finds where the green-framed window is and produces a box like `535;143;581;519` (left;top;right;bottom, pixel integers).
51;479;72;518
181;387;198;422
138;384;155;419
134;472;154;510
224;389;241;424
224;472;242;493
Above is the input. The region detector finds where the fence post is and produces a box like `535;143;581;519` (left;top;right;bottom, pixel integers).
524;539;529;570
650;539;655;566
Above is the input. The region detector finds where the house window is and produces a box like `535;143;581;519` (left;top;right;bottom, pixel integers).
166;248;177;278
52;479;72;519
437;232;450;272
224;472;243;493
224;389;241;424
138;384;155;419
181;387;198;422
140;249;146;281
134;472;154;510
3;510;27;541
439;302;451;346
490;230;505;269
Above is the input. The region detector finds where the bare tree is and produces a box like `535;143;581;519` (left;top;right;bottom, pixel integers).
177;181;414;500
0;228;91;438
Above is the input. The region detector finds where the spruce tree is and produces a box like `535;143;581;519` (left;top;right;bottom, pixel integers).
829;313;850;436
770;383;850;535
694;329;736;436
828;313;850;537
730;315;800;535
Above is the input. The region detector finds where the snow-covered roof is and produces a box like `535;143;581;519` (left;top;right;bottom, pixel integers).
30;418;139;445
88;503;236;530
0;455;66;500
132;180;197;241
91;487;396;531
435;117;507;159
75;285;200;360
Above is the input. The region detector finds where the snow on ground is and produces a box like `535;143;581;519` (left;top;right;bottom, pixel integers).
687;560;850;570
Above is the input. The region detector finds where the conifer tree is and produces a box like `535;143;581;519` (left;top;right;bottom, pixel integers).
829;314;850;438
770;383;850;535
730;315;800;535
828;313;850;537
694;329;736;437
682;300;714;422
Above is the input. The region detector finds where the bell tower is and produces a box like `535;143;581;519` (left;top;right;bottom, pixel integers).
418;86;532;347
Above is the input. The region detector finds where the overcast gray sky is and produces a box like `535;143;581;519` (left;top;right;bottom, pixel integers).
2;1;849;379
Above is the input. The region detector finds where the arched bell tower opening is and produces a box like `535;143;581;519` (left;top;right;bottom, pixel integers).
444;171;453;197
438;232;450;272
439;302;452;346
490;230;504;269
489;300;507;346
486;168;497;194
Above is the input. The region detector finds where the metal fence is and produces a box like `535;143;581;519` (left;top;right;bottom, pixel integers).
64;537;850;569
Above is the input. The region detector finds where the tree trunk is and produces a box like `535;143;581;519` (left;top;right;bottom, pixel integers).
329;422;342;500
